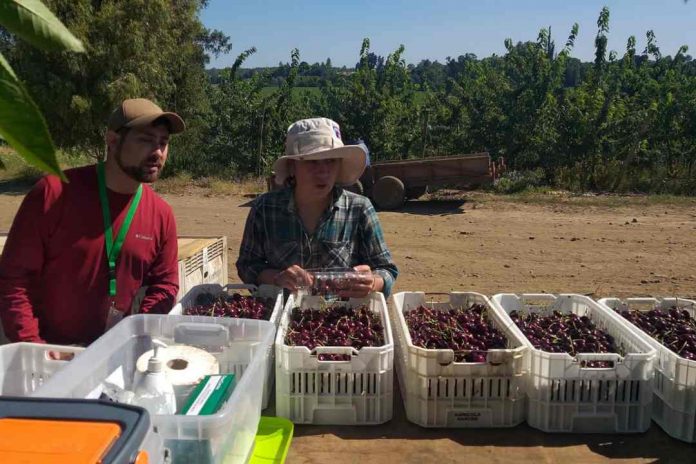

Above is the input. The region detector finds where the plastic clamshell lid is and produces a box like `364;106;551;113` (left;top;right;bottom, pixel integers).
0;418;122;464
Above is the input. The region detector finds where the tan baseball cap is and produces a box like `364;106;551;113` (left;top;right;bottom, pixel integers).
107;98;185;134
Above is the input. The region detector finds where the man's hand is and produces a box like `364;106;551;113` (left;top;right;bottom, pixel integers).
338;265;376;298
273;265;313;292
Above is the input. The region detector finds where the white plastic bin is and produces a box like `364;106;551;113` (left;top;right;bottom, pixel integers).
177;236;228;302
491;293;656;433
390;291;527;428
33;314;275;464
598;297;696;443
170;283;283;409
0;342;84;396
275;292;394;425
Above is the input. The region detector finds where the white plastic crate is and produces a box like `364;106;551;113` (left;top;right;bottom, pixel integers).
170;283;283;409
130;236;229;313
177;236;228;302
491;293;656;433
390;291;527;428
34;314;275;464
275;292;394;425
598;297;696;443
0;342;84;396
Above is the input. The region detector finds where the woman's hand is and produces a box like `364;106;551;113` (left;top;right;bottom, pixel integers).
272;265;313;292
338;265;379;298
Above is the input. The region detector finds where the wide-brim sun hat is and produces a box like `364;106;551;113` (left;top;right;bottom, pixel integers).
273;117;367;186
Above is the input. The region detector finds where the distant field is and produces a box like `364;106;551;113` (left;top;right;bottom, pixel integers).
261;86;429;104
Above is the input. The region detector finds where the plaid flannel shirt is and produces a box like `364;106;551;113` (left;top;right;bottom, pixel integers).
236;187;398;295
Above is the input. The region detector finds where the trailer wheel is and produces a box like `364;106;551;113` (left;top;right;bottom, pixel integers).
372;176;405;210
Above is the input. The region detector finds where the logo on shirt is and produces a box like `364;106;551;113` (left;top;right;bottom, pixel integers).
135;233;154;241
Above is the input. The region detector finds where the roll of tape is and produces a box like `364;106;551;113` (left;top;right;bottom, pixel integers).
135;344;220;406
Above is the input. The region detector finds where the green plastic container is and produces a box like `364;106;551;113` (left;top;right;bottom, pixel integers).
249;416;294;464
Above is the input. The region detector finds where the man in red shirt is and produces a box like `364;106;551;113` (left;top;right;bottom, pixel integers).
0;98;184;346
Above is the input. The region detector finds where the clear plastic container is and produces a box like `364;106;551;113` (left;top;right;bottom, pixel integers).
170;284;283;410
33;314;275;464
301;268;374;297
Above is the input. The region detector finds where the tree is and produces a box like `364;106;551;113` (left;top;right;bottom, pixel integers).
200;47;319;178
0;0;85;178
322;39;418;161
2;0;226;159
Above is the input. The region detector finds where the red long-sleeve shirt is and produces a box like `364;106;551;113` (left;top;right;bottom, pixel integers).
0;165;179;345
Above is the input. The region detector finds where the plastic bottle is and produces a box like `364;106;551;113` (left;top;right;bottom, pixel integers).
132;339;177;415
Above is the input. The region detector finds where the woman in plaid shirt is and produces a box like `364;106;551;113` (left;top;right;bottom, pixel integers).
236;118;398;297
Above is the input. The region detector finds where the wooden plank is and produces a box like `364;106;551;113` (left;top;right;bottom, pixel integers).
371;152;489;165
371;154;492;188
177;236;221;260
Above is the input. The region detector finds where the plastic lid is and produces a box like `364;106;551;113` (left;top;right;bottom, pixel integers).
250;416;294;464
0;418;121;464
0;397;154;464
304;267;374;295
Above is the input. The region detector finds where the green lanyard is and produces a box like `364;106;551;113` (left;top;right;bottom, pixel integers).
96;161;143;297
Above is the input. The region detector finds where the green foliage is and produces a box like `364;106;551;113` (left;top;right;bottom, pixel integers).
493;168;546;194
0;0;84;51
319;39;420;161
2;0;220;158
5;4;696;196
169;46;321;178
0;52;64;176
0;0;86;179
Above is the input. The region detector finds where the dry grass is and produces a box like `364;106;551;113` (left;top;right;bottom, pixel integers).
155;174;267;196
0;145;268;197
209;177;266;195
0;146;93;186
498;189;696;208
425;188;696;211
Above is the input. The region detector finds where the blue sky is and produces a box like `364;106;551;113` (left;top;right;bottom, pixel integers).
201;1;696;68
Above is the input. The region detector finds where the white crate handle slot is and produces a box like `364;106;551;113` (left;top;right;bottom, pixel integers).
174;322;229;346
575;352;622;370
624;298;660;305
42;344;84;363
225;284;259;294
423;292;453;304
436;350;455;366
311;346;360;361
521;293;557;303
487;348;524;365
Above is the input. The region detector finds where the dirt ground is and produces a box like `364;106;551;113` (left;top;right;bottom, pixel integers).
1;189;695;463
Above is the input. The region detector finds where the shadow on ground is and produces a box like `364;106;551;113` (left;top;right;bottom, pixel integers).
287;375;695;463
0;178;33;196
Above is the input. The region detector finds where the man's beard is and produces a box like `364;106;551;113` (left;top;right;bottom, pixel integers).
115;149;162;183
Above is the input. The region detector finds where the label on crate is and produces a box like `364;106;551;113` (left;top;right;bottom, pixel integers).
447;409;493;426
